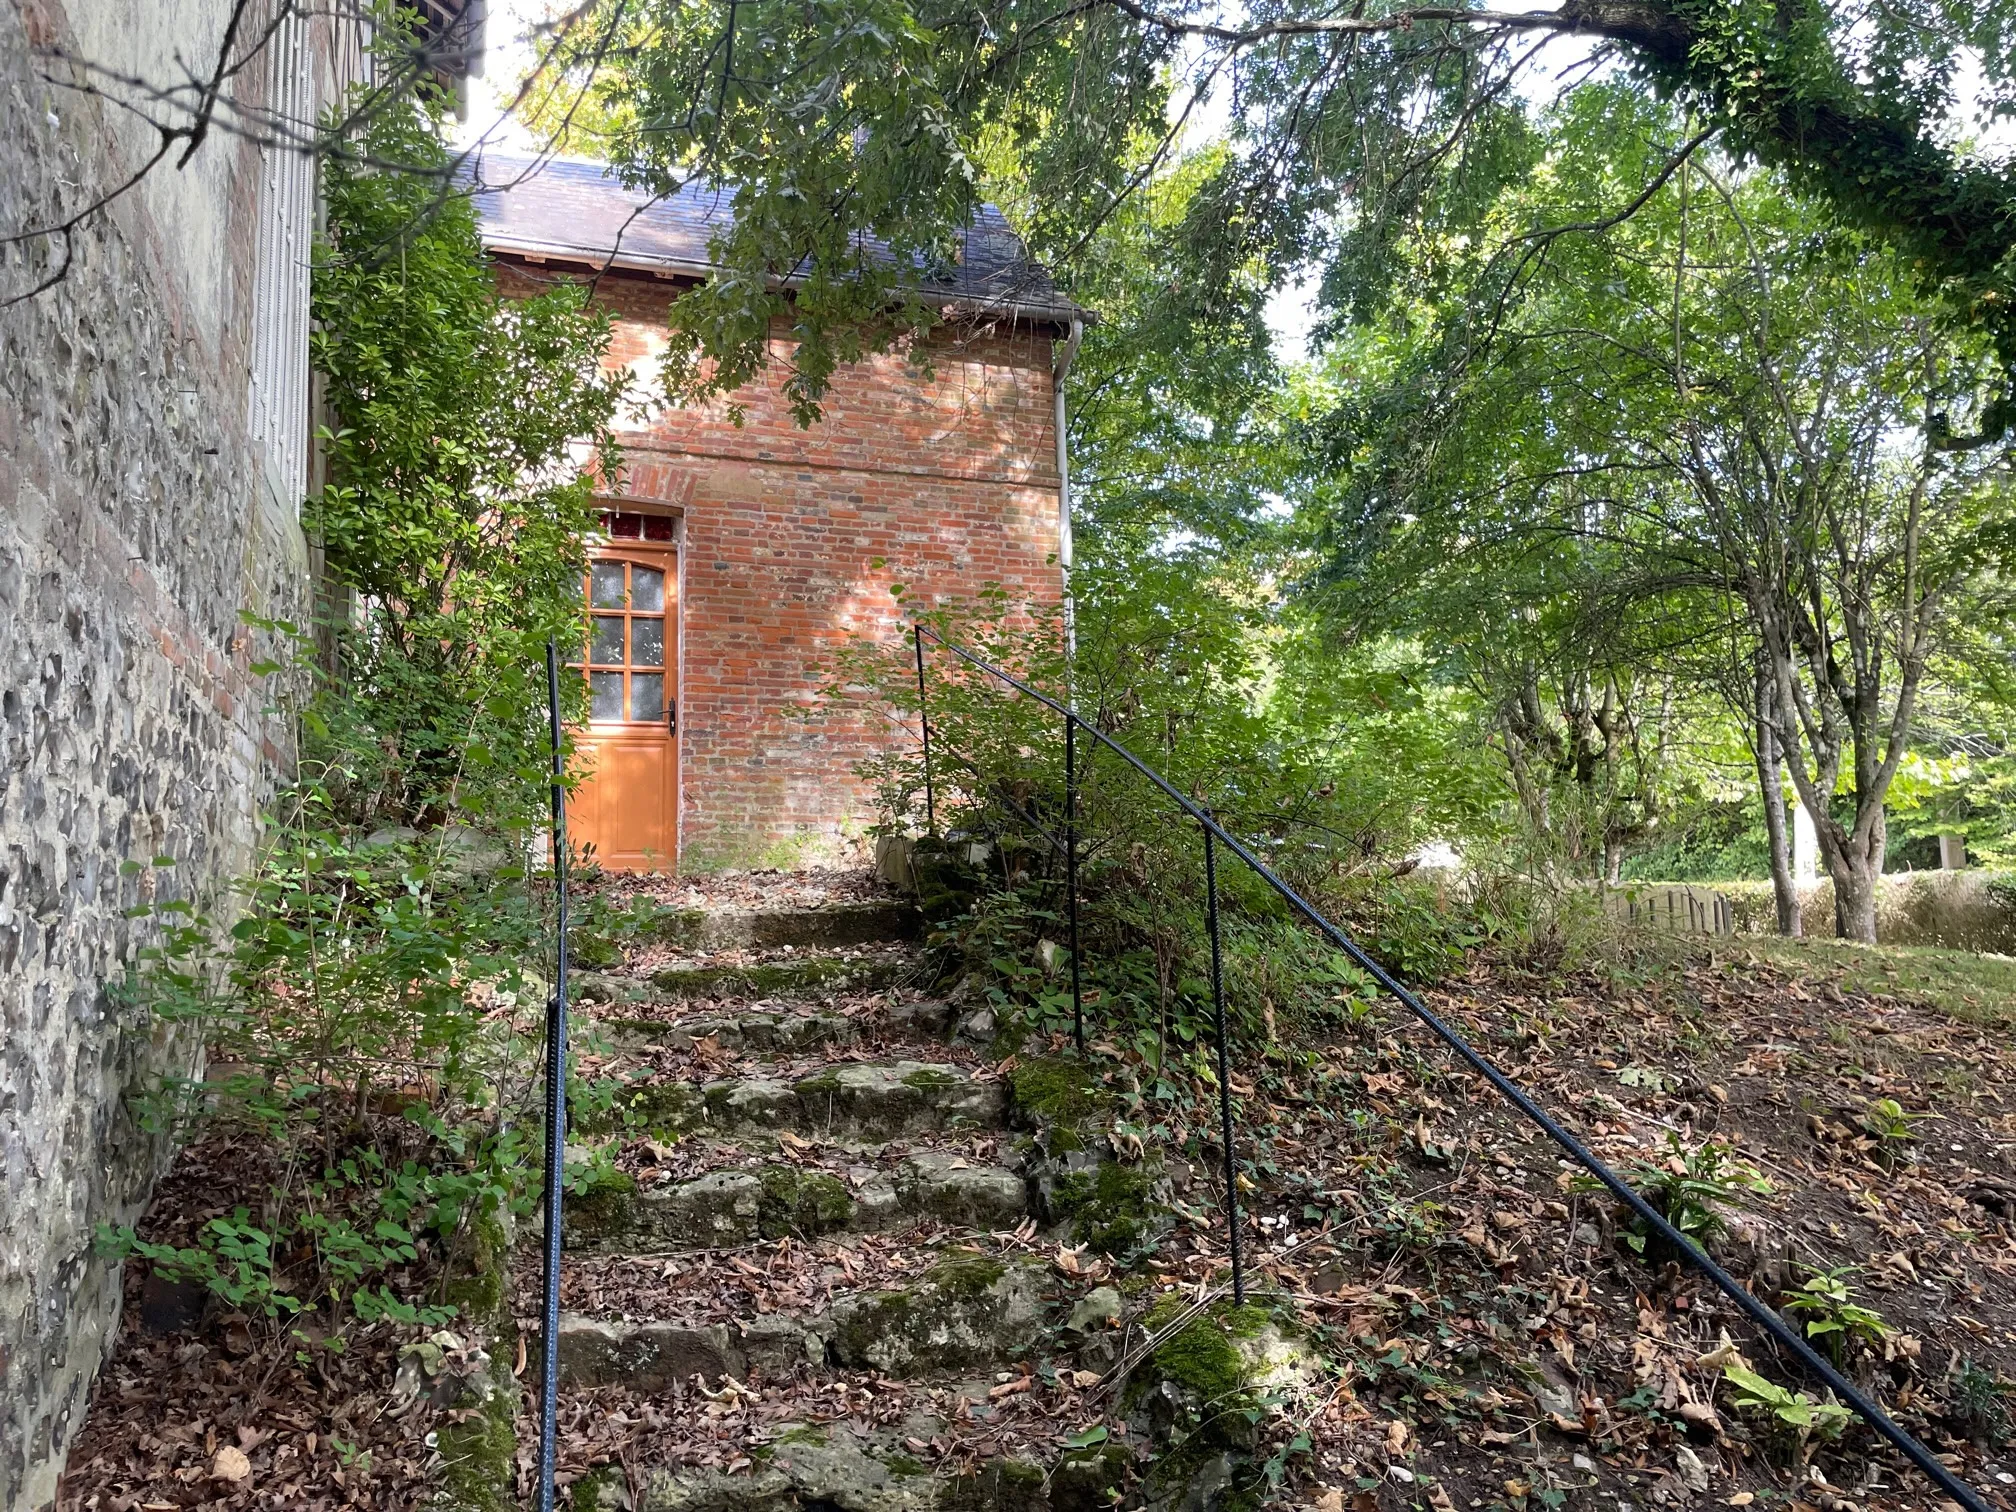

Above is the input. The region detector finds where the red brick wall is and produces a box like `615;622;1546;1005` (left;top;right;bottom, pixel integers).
513;265;1065;869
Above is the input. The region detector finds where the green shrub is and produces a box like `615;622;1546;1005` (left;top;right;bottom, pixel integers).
98;45;620;1343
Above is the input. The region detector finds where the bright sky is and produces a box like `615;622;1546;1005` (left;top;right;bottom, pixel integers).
452;0;558;157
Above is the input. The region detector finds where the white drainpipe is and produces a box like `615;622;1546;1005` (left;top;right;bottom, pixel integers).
1053;314;1085;668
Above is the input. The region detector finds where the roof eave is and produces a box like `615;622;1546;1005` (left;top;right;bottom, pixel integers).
484;235;1090;330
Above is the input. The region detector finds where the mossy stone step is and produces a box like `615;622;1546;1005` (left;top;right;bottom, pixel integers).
551;1253;1051;1391
822;1251;1047;1375
575;1061;1007;1141
647;952;909;1000
641;899;923;952
595;997;955;1055
565;1152;1028;1252
599;1008;858;1056
574;1431;1130;1512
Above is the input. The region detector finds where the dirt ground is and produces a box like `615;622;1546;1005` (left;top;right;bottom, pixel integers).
53;930;2016;1512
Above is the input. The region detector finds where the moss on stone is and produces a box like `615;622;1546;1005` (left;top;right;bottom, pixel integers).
1049;1159;1160;1259
928;1250;1009;1297
571;1081;703;1137
645;907;710;949
443;1209;511;1323
1010;1056;1105;1127
756;1165;855;1239
884;1453;929;1477
567;928;621;969
792;1068;845;1098
436;1390;517;1511
1137;1297;1276;1449
827;1288;918;1365
564;1465;625;1510
774;1425;830;1447
945;1456;1049;1512
902;1066;959;1089
650;956;901;1000
436;1212;518;1510
1051;1442;1134;1512
563;1166;638;1239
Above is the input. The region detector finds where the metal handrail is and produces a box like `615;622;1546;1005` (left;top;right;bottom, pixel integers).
537;641;573;1512
910;621;1991;1512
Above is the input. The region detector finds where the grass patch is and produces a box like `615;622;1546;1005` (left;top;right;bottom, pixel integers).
1740;937;2016;1029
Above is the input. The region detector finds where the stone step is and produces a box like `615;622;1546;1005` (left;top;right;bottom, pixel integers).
598;1008;860;1057
642;899;923;952
592;998;955;1057
551;1252;1050;1389
573;1431;1129;1512
644;949;913;1002
567;1151;1029;1251
574;1061;1007;1142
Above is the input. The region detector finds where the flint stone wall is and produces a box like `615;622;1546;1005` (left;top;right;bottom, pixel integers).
0;2;304;1503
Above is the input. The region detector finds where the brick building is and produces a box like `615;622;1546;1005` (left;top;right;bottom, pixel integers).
472;156;1083;871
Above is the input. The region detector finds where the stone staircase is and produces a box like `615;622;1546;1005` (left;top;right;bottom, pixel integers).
542;883;1154;1512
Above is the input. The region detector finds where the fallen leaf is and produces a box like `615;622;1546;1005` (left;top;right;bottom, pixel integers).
1384;1419;1409;1456
212;1445;252;1482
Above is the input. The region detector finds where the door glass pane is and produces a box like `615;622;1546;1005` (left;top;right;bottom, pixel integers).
631;673;664;722
589;671;623;721
590;561;626;608
631;566;665;613
631;617;665;667
590;615;625;664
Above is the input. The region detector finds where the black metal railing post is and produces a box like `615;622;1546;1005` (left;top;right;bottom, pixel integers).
914;623;937;836
1065;713;1085;1055
537;641;572;1512
1202;823;1245;1306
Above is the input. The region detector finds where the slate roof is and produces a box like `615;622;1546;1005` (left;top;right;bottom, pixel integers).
466;152;1081;326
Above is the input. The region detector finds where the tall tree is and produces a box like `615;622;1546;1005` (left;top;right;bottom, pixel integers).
532;0;2016;427
1316;89;2011;938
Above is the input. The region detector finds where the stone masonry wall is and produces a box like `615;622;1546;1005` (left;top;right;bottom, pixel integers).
0;4;305;1504
529;266;1065;869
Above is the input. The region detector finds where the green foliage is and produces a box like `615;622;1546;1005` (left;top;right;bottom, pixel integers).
1781;1267;1891;1365
104;786;554;1326
1313;84;2016;913
1720;1365;1854;1453
1858;1098;1926;1167
103;22;614;1341
535;0;2016;436
1590;1134;1771;1259
1953;1359;2012;1446
310;72;623;828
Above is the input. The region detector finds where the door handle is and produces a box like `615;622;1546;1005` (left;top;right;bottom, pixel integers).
666;700;677;734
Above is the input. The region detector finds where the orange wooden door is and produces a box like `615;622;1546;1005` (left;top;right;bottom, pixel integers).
568;544;678;871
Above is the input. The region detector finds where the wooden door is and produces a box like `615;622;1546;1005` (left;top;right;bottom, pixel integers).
568;542;678;871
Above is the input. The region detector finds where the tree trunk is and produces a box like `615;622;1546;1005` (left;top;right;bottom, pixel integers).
1752;668;1801;936
1831;853;1879;943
